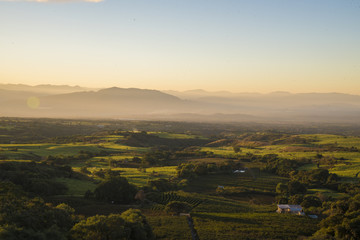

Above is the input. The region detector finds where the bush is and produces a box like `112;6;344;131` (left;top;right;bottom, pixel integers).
301;196;322;208
147;179;177;192
71;210;154;240
94;176;137;204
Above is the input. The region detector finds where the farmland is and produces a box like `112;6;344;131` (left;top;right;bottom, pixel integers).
0;118;360;239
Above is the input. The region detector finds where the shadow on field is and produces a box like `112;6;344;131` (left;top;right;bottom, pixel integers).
191;212;258;224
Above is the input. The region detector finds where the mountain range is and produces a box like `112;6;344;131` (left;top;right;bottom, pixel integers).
0;84;360;123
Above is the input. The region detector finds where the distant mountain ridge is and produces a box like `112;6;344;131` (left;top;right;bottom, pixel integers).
0;87;192;119
0;84;360;123
0;83;92;94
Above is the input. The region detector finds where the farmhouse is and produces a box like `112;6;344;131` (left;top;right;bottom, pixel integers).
276;205;305;215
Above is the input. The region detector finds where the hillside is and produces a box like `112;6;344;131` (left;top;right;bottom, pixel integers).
1;85;360;123
0;87;194;118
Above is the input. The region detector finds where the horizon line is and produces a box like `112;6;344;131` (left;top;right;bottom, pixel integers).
1;82;360;96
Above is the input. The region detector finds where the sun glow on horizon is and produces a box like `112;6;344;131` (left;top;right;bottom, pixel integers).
1;1;360;94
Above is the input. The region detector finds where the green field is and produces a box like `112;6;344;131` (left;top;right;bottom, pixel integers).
2;119;360;240
193;212;318;240
146;214;192;240
150;132;206;139
307;188;349;199
184;172;286;195
0;143;102;157
111;166;177;186
202;134;360;179
55;178;97;197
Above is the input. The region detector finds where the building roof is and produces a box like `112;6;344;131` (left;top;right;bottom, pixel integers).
277;204;302;211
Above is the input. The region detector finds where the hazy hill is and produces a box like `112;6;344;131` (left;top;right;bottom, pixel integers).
0;83;91;94
1;85;360;123
0;89;48;103
163;90;360;123
0;87;196;118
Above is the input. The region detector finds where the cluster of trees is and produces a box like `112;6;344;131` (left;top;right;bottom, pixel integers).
0;181;153;240
272;159;360;240
177;160;242;179
141;148;212;166
231;133;311;147
48;135;101;144
0;181;75;240
93;176;138;204
276;181;323;209
261;154;310;177
0;162;71;196
71;209;154;240
290;169;339;188
91;168;123;179
337;182;360;195
120;131;209;149
147;178;178;192
311;194;360;239
317;143;359;153
0;160;156;240
276;181;307;196
45;150;110;165
0;118;105;144
276;169;341;206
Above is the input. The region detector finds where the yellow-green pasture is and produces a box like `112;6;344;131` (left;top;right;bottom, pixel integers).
330;161;360;178
100;142;149;152
300;134;360;148
72;165;177;187
55;178;97;197
70;155;140;168
201;145;320;160
202;134;360;178
149;132;208;140
201;146;235;155
99;135;124;142
0;159;33;163
307;188;349;199
0;142;148;159
0;143;102;157
110;166;177;187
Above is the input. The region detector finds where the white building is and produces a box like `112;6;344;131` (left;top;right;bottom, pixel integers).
276;204;305;216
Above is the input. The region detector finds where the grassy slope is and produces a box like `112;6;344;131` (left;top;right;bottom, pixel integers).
203;134;360;178
3;132;359;239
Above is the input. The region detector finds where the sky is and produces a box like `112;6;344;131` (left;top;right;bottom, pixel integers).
1;0;360;93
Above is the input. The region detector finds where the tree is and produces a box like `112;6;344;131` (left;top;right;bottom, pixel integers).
301;196;322;208
335;217;360;240
309;169;330;184
194;163;208;176
70;210;154;240
177;163;196;179
289;194;304;205
70;214;129;240
233;146;241;153
94;176;137;204
0;182;73;240
288;181;307;195
121;209;154;240
147;179;176;192
276;183;288;194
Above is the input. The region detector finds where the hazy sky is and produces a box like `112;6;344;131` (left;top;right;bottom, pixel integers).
1;0;360;93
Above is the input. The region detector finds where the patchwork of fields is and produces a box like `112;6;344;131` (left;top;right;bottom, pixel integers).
1;125;360;239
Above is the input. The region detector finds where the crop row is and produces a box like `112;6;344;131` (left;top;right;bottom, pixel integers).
148;192;203;209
